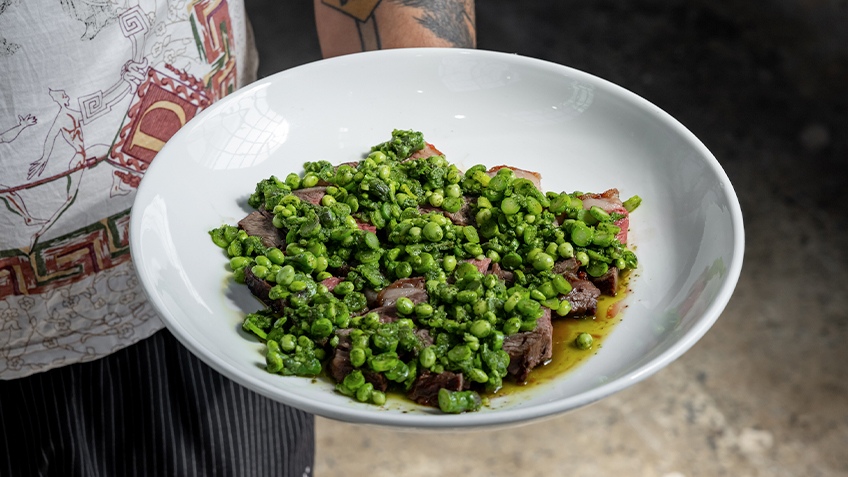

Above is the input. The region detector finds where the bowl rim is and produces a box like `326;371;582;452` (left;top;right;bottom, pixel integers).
130;47;745;428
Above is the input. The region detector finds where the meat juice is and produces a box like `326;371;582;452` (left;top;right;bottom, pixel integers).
495;271;633;396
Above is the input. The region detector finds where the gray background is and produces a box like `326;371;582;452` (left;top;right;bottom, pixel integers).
244;1;848;475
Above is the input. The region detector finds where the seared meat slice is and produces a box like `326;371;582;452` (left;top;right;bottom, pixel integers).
328;348;389;392
502;309;553;382
563;279;601;316
552;258;579;276
463;258;491;274
488;262;515;285
292;186;327;205
243;266;287;314
376;277;428;307
419;196;476;227
238;211;284;249
591;266;619;296
414;328;434;347
320;276;343;293
407;370;466;407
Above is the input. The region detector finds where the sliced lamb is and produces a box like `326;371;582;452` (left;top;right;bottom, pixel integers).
414;328;434;347
502;309;553;383
238;211;285;249
418;197;476;227
405;142;444;161
486;165;542;191
487;262;515;285
320;276;343;293
552;258;579;276
355;218;377;234
366;305;403;323
363;288;380;309
292;186;327;205
463;257;491;274
328;348;389;392
407;370;465;407
375;277;428;307
243;266;287;314
563;279;601;316
590;266;619;296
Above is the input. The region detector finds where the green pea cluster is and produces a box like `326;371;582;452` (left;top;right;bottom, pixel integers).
210;129;640;414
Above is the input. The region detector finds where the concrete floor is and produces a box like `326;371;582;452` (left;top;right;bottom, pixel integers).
245;0;848;475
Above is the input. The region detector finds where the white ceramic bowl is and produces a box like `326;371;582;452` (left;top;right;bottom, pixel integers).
130;48;744;428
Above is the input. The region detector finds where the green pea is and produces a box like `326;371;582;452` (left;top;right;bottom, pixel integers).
415;303;434;318
541;298;560;310
477;196;493;208
345;195;360;213
556;300;572;316
420;347;436;368
251;265;269;279
229;256;251;270
517;298;541;317
476;208;492;225
501;252;522;270
442;196;463;213
371;390;387;406
423;222;444;242
576;251;590;266
531;252;555;271
316;271;332;281
457;290;478;304
289;280;306;292
587;260;609;277
503;317;521;335
443;255;457;272
321;195;336;207
470;319;492;338
539;281;557;299
447;344;472;362
525;197;543;215
254;256;271;269
428;192;444;207
473;299;489;316
552;275;573;295
302;173;319;188
615;258;626;270
363;312;380;328
501;197;520;215
396;296;415;315
557;242;574;259
227;240;243;258
575;332;593;350
408;226;422;243
395;261;412;278
530;289;546;301
356;382;374;402
504;292;522;313
483;274;498;289
280;334;297;352
416;253;437;273
315;256;328;273
445;184;461;198
545;242;559;257
311;318;333;338
350;348;366;367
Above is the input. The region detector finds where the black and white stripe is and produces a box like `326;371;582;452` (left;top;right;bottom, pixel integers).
0;330;314;477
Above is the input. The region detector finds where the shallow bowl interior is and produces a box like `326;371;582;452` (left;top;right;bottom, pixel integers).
130;48;744;428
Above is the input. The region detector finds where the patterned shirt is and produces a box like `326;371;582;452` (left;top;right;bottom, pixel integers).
0;0;257;379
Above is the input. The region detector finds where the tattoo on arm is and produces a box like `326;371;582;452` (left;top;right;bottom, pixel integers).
390;0;474;48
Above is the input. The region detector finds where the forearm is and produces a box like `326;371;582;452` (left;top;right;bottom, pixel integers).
314;0;475;58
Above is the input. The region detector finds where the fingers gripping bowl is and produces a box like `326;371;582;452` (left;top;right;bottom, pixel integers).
130;49;744;428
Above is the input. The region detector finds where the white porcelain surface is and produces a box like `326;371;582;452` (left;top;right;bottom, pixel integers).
130;48;744;428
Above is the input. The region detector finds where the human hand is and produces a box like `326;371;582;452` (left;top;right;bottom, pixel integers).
18;114;36;127
28;157;48;180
